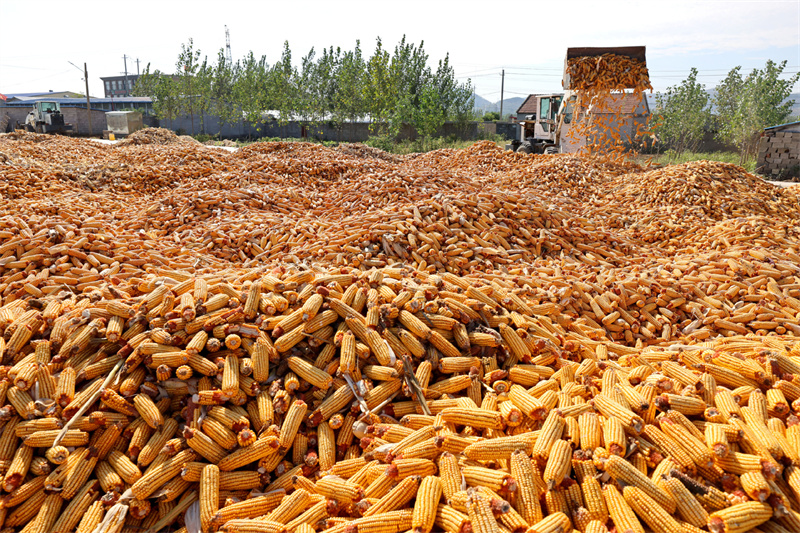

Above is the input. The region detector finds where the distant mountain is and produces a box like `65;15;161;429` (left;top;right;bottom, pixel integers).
473;96;526;116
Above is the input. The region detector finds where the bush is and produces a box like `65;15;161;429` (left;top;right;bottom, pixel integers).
365;135;396;152
193;133;216;143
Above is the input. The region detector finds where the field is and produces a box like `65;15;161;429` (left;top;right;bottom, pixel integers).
1;128;800;533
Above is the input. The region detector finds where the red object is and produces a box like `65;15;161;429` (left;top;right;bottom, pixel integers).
0;93;6;102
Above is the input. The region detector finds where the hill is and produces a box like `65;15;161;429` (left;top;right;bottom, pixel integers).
473;96;526;117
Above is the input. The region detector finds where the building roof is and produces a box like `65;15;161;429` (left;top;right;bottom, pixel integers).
765;121;800;132
3;96;152;106
517;95;539;115
3;91;89;101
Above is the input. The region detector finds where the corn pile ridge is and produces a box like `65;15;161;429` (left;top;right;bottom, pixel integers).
0;131;798;533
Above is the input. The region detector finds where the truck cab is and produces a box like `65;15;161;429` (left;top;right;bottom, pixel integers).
512;94;563;154
24;101;73;134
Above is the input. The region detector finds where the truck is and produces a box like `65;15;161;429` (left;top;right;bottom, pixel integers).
22;101;73;134
507;46;648;154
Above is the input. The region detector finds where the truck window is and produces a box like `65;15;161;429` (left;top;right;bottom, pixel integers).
564;100;574;124
551;97;562;120
539;98;550;121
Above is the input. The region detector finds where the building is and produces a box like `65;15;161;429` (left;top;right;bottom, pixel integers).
100;75;140;98
515;94;542;122
1;91;155;134
758;122;800;179
3;91;87;101
2;93;153;114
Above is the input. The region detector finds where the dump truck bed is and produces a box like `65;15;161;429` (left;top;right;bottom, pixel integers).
563;46;647;90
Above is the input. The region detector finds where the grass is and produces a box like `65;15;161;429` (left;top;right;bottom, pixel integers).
194;133;507;154
635;150;757;173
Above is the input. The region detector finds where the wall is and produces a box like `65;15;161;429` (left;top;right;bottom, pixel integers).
155;112;480;143
758;129;800;178
1;106;105;135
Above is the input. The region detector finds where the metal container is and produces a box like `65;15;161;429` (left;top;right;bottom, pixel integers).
106;111;144;136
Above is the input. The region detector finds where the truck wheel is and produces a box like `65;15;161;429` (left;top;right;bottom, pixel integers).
516;144;532;154
544;146;558;155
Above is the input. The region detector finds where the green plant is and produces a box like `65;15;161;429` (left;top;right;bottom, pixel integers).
193;133;216;143
714;60;800;164
364;134;395;152
653;68;711;160
482;112;500;122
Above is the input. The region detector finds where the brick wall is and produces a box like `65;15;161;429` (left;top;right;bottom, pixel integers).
758;130;800;178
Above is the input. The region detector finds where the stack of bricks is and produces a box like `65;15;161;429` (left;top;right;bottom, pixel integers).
758;127;800;178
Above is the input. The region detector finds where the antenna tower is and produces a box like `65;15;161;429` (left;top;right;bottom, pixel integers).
225;26;233;64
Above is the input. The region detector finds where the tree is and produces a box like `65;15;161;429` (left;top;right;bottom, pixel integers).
133;65;180;128
653;68;711;159
714;60;800;163
364;38;393;135
482;112;500;121
234;52;270;129
208;49;240;135
335;41;366;139
271;41;297;136
175;38;203;135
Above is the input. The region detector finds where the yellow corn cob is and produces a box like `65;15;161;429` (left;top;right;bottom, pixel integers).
707;501;773;533
364;475;420;516
264;489;311;525
412;475;442;533
74;500;104;533
3;443;33;491
661;476;708;528
50;479;99;533
533;410;566;460
210;490;286;528
133;393;164;429
603;484;644;533
316;475;366;503
435;504;470;533
543;439;573;490
466;492;501;533
184;427;228;463
620;486;683;533
108;449;142;484
510;449;543;524
527;512;571;533
130;448;197;500
23;429;88;447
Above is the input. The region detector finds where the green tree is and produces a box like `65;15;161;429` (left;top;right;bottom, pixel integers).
364;38;393;135
271;41;296;136
176;38;203;135
714;60;800;163
208;49;240;135
133;65;180;128
335;41;366;139
234;51;270;129
653;67;711;159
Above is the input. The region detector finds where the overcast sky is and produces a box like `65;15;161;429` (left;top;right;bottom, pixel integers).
1;0;798;102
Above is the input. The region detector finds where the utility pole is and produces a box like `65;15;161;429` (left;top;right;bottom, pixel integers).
123;55;130;96
83;63;92;135
68;61;92;135
135;58;141;76
499;69;505;120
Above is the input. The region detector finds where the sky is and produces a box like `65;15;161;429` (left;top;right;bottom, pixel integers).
1;0;799;103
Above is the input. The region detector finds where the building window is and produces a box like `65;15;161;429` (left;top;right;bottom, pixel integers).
105;81;110;92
